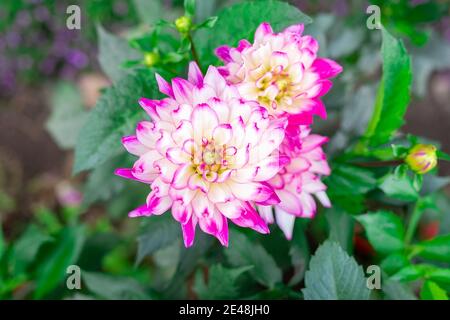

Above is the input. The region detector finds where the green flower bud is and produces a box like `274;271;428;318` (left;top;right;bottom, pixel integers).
144;52;160;67
405;144;437;174
175;15;192;34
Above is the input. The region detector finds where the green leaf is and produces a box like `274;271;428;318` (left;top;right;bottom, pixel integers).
133;0;163;26
45;82;88;150
382;277;417;300
226;230;282;289
325;164;377;197
73;71;159;174
136;216;181;265
194;264;252;299
195;0;312;68
184;0;196;17
379;171;419;202
355;211;405;255
437;150;450;162
380;253;409;275
82;154;132;208
83;271;152;300
33;226;85;299
427;268;450;285
326;207;354;253
391;265;424;282
363;28;412;147
13;224;52;274
97;25;142;83
420;281;448;300
415;234;450;263
302;241;370;300
288;221;310;286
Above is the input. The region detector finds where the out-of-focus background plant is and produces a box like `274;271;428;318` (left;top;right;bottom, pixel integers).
1;0;450;300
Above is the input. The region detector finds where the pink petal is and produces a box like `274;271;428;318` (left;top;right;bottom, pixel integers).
171;78;194;104
274;207;296;240
122;135;147;156
311;58;343;78
255;22;273;43
215;45;232;63
188;61;204;87
155;73;174;98
181;214;197;247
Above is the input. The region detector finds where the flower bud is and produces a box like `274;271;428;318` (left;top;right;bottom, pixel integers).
405;144;437;174
175;15;192;34
143;52;160;67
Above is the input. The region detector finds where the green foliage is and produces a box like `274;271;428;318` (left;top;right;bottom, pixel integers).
415;234;450;263
195;0;312;68
45;82;88;150
420;281;448;300
136;216;181;265
83;271;152;300
33;226;85;299
302;241;370;300
359;28;412;149
73;70;159;174
194;264;252;299
356;211;405;255
226;230;282;289
98;25;142;82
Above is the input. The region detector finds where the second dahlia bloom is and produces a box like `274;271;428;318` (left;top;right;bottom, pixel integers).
115;62;287;247
257;126;331;239
216;22;342;124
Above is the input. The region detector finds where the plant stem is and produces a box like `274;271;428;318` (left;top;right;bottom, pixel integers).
187;33;201;69
352;159;403;168
404;200;423;245
353;81;385;154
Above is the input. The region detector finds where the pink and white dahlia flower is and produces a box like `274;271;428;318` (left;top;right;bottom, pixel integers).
115;62;288;247
216;22;342;125
257;126;331;239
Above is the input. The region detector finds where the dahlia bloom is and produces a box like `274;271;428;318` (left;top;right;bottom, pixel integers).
115;62;288;247
257;126;331;239
216;22;342;125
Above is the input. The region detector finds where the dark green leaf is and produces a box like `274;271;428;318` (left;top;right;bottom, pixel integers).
288;221;310;286
226;230;282;289
195;0;312;68
365;28;412;147
33;226;85;299
325;164;377;195
13;225;52;274
326;207;354;253
382;277;417;300
415;234;450;263
380;253;409;275
379;172;419;202
45;82;88;150
83;271;152;300
302;241;370;300
194;264;252;299
136;216;181;265
420;280;448;300
355;210;405;255
98;25;142;82
73;71;159;174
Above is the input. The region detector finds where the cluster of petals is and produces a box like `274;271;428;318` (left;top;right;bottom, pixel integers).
216;22;342;125
116;62;287;247
257;126;331;239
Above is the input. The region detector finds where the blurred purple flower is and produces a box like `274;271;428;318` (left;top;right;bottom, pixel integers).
56;182;83;207
66;50;89;69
